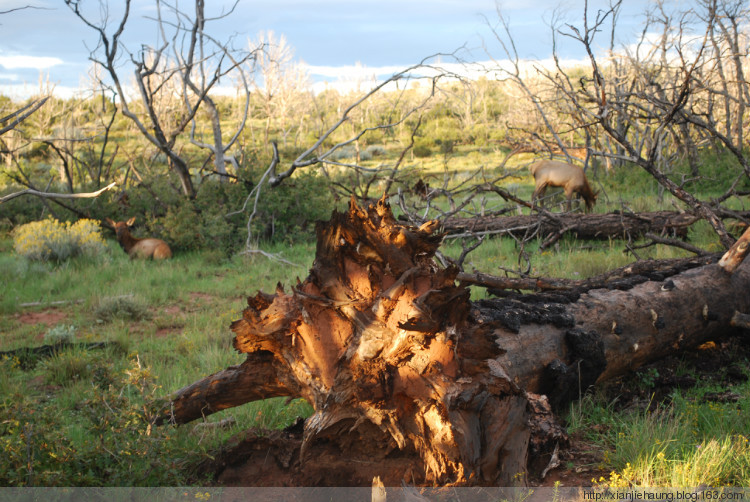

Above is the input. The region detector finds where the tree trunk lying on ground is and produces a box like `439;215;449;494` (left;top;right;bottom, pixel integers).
441;210;746;244
158;197;750;487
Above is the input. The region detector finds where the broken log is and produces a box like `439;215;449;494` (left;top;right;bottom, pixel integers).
160;196;750;487
719;225;750;273
442;210;699;241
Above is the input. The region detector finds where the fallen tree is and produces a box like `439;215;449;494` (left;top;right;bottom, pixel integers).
441;210;747;244
159;197;750;487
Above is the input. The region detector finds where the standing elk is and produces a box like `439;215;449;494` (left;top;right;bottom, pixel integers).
105;217;172;260
529;159;598;212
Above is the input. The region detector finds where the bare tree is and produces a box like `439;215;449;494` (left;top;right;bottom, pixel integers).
267;55;464;188
0;86;117;205
252;31;312;150
154;0;257;182
65;0;257;197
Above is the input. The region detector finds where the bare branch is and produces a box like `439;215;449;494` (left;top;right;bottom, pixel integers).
0;182;117;204
0;97;50;136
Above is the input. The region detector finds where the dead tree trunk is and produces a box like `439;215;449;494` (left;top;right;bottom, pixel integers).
159;197;750;487
442;210;701;241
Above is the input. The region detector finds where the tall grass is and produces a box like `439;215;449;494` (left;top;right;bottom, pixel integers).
568;378;750;488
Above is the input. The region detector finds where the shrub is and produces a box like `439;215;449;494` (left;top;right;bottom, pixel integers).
252;171;334;243
365;145;387;157
437;139;455;154
329;146;356;161
413;143;432;158
12;218;108;262
43;324;77;345
157;179;249;254
39;347;95;386
358;149;373;162
94;296;151;323
0;185;46;230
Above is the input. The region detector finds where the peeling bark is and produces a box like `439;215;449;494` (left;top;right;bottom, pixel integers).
161;197;750;487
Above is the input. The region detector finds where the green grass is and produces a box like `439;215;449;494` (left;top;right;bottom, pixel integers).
567;363;750;488
0;238;317;486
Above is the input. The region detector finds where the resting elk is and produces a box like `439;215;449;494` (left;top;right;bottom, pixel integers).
529;159;598;212
105;217;172;260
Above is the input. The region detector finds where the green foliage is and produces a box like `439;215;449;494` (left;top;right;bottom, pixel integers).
0;355;197;486
39;346;96;386
435;138;455;154
250;171;334;244
12;218;108;262
675;147;750;195
0;186;46;230
97;172;331;254
413;139;432;158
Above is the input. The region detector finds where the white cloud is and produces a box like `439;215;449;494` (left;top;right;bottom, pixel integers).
0;55;64;70
303;62;406;80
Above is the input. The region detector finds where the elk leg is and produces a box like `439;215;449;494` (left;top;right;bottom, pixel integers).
533;184;547;209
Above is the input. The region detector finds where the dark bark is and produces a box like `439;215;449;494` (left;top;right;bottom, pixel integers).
159;197;750;487
457;253;720;297
442;210;703;242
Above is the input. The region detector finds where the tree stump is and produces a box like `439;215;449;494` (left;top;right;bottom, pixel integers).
160;196;750;487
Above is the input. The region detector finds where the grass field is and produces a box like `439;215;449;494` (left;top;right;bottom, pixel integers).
1;164;749;487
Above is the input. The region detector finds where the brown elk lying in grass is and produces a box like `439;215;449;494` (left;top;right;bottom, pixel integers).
105;217;172;260
529;159;598;212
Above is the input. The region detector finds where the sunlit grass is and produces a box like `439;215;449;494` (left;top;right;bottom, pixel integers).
569;374;750;488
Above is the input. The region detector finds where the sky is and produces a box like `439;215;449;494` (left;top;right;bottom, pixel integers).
0;0;653;99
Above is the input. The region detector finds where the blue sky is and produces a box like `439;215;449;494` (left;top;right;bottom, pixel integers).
0;0;652;98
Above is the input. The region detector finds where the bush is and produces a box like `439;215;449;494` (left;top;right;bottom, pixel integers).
252;171;334;243
364;145;387;157
329;146;356;161
94;296;151;323
39;347;94;386
158;179;249;254
358;150;373;162
436;139;455;154
413;143;432;158
12;218;108;262
0;185;46;230
43;324;77;345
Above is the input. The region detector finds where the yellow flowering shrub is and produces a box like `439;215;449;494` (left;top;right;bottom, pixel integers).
13;218;107;262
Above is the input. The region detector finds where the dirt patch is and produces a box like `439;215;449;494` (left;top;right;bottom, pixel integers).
155;325;183;337
200;418;424;487
189;292;215;302
15;309;67;328
161;305;183;316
